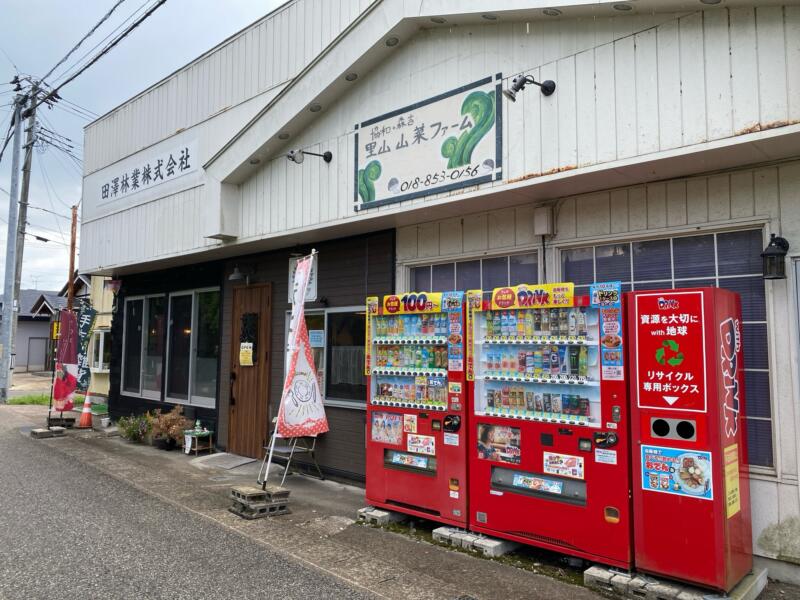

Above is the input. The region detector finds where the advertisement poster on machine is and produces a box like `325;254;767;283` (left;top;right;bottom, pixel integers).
641;445;713;500
634;291;707;412
590;282;624;382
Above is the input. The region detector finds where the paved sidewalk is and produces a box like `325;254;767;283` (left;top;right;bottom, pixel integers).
6;404;606;600
8;371;52;397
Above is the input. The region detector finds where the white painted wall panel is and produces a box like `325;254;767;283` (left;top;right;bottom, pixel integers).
83;0;375;175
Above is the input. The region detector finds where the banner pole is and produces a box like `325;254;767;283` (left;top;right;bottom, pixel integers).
261;429;278;490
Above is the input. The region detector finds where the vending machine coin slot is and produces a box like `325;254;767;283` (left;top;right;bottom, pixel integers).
558;428;573;436
593;432;618;448
612;405;622;423
443;415;461;432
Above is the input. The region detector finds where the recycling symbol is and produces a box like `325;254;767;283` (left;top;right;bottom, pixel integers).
655;339;684;367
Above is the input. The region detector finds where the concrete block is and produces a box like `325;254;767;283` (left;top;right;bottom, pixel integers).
432;526;460;544
675;590;705;600
584;566;616;590
48;426;66;437
472;536;519;558
729;566;768;600
30;428;54;439
356;506;407;526
643;582;682;600
458;533;480;550
610;573;634;595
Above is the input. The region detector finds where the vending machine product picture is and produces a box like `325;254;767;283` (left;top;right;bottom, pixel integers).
628;287;752;592
365;292;468;527
467;282;632;569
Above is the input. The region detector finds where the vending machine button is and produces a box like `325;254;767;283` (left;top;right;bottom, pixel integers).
432;420;442;431
579;438;593;452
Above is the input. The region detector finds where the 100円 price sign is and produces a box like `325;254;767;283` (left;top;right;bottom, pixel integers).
354;75;502;211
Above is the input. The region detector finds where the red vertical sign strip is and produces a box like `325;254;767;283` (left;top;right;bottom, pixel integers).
634;291;707;412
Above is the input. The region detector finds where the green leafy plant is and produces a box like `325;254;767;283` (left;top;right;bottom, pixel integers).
8;394;50;406
117;413;153;443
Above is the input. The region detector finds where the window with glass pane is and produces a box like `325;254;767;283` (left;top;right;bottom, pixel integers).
92;330;110;370
482;256;508;290
559;229;772;467
456;260;480;290
510;253;538;286
412;266;431;292
326;312;366;402
305;313;325;391
167;294;192;400
122;299;143;393
431;263;455;292
142;296;165;396
192;291;220;401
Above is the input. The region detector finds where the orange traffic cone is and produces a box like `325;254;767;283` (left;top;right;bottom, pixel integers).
77;392;93;429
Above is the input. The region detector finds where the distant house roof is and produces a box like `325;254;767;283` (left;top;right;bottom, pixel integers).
58;271;91;299
30;293;68;318
0;289;61;320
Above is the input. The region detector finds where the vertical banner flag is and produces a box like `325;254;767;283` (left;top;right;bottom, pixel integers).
76;305;97;392
54;309;78;411
276;252;329;438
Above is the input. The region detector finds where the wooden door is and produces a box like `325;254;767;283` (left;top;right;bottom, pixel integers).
228;283;272;458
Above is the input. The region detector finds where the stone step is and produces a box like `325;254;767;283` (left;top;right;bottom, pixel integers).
432;526;519;558
357;506;408;526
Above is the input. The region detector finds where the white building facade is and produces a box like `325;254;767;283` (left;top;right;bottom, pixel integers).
80;0;800;580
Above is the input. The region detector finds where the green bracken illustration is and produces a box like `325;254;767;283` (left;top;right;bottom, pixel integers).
441;90;495;169
358;159;382;203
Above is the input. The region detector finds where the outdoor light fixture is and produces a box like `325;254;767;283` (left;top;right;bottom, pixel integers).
431;16;446;23
385;36;399;47
309;103;322;112
345;72;358;81
503;74;556;101
249;157;261;165
229;265;253;285
278;132;290;140
613;3;633;11
700;0;722;4
543;8;562;16
482;14;498;20
761;234;790;280
287;149;333;164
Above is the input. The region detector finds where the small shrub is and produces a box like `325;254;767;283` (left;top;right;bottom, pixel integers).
117;413;153;442
152;405;192;445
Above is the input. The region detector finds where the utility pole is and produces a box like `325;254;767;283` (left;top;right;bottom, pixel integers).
0;95;27;403
10;83;38;364
67;205;77;311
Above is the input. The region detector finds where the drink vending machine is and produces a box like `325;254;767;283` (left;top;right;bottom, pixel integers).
365;291;468;527
467;282;633;569
628;288;752;592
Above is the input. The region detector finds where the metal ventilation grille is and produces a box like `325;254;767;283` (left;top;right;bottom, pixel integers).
507;531;581;551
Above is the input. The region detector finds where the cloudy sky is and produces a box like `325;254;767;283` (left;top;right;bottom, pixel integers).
0;0;282;291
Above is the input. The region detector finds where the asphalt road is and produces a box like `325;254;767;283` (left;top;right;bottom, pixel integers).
0;416;371;600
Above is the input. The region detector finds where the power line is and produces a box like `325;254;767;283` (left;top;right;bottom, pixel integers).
29;0;168;116
50;0;154;86
40;0;128;83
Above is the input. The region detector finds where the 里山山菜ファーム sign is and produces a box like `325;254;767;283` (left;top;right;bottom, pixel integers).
354;76;502;211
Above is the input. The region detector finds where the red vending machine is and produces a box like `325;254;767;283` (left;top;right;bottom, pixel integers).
628;287;752;592
365;291;468;527
467;282;632;569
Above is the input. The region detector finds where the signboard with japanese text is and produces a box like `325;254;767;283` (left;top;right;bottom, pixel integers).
634;291;707;412
288;256;317;303
354;76;502;211
76;305;97;392
641;445;713;500
382;292;443;315
83;137;200;221
490;283;574;311
591;282;624;381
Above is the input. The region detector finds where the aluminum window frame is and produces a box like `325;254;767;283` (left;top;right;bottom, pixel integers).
557;227;775;474
164;287;220;409
120;295;145;397
282;305;367;411
404;248;541;293
90;329;110;373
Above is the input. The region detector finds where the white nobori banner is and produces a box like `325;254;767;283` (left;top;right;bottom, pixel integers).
276;251;329;438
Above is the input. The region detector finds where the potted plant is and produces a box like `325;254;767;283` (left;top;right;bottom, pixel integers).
151;405;192;450
117;413;153;443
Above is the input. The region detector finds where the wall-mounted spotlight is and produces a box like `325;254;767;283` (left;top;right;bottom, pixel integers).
229;265;253;285
287;149;333;164
503;74;556;101
761;233;790;280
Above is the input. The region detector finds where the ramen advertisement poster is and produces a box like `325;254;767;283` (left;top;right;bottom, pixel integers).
641;445;713;501
591;281;624;381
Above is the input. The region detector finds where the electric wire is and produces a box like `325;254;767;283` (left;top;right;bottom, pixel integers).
39;0;129;84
